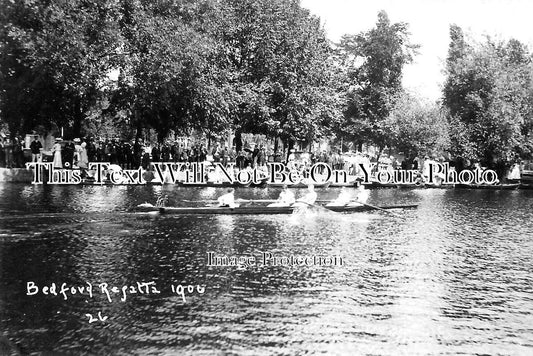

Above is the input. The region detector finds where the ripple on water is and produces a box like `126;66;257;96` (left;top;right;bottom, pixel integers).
0;186;532;354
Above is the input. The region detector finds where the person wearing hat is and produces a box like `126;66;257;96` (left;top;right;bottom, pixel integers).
3;138;13;168
0;137;5;168
268;185;295;207
221;146;229;167
288;148;296;161
217;188;239;208
73;138;81;168
287;148;297;170
79;142;88;170
30;136;42;163
52;138;63;168
63;139;75;168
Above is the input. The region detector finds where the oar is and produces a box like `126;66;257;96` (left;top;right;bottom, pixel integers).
183;199;216;203
183;199;278;203
239;199;278;203
294;200;337;214
183;199;345;204
355;201;402;217
298;200;402;217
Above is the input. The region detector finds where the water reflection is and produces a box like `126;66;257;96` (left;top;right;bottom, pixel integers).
0;185;532;354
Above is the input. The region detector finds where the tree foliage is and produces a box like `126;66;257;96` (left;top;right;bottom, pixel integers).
0;0;122;137
112;0;239;142
217;0;342;146
337;11;419;150
386;92;449;158
443;25;533;169
0;0;342;144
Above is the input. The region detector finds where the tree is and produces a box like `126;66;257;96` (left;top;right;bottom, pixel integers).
1;0;343;145
217;0;343;149
111;0;238;142
386;92;449;159
443;25;533;176
0;0;122;137
338;11;419;153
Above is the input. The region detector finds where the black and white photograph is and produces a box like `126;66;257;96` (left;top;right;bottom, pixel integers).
1;0;533;354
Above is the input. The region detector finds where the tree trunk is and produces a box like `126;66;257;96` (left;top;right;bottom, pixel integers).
135;109;142;143
286;139;295;162
235;131;242;152
72;98;83;138
374;146;384;173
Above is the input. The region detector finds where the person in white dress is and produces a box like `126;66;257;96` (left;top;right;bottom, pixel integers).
79;142;88;169
52;138;63;168
73;138;81;168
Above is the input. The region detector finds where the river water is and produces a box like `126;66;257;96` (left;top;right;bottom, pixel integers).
0;184;532;355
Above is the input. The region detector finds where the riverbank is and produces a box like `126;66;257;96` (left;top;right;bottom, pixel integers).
1;167;531;190
0;168;33;182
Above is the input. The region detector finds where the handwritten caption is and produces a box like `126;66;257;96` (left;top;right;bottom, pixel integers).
26;281;205;323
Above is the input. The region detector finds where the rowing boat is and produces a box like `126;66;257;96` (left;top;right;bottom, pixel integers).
156;204;418;215
328;181;358;187
456;183;520;190
266;181;332;188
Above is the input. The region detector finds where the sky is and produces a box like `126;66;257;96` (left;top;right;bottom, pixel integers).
300;0;533;101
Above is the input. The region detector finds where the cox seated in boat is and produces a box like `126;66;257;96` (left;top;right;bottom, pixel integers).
293;184;317;208
268;185;296;207
218;188;239;208
326;186;352;207
507;163;521;183
347;184;369;207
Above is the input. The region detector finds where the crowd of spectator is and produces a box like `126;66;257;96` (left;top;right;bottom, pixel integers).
4;135;523;183
0;136;395;176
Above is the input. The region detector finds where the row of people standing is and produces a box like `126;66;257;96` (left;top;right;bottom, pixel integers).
52;138;88;170
142;144;270;170
0;137;26;168
44;138;232;170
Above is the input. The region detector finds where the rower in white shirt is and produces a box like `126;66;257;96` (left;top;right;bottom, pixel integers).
326;186;352;207
348;184;369;206
293;184;317;207
218;188;239;208
268;185;295;207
